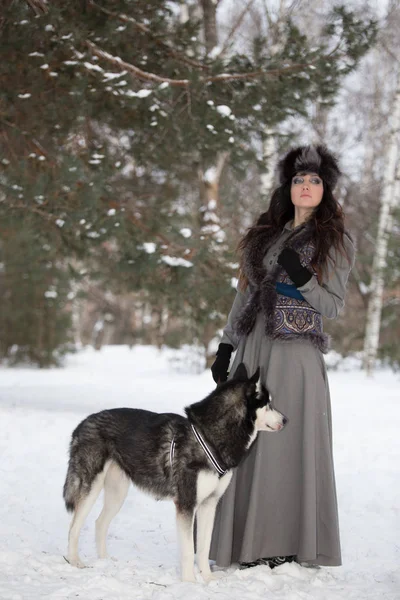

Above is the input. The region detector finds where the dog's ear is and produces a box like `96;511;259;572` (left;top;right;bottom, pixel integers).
249;367;260;384
232;362;248;380
260;383;271;403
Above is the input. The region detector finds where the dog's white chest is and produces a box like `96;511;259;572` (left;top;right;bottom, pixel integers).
196;470;232;505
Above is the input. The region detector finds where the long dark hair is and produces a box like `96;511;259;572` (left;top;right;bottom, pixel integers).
238;181;352;290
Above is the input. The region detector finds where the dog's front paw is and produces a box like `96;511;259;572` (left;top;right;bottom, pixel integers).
181;571;197;583
201;571;215;583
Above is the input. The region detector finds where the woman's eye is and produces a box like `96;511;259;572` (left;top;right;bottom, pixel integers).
292;176;322;185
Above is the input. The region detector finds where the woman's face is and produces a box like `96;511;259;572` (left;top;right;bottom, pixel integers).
290;171;324;209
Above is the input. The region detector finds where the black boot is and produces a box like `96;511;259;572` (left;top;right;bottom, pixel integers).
261;555;296;569
240;555;296;570
239;559;263;569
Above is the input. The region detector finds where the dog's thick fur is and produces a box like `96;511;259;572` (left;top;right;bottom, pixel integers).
63;363;286;582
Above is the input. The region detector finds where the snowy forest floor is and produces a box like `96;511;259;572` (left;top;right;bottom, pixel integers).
0;345;399;600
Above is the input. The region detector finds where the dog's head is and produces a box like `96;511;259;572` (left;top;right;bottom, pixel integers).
185;363;287;447
232;363;287;433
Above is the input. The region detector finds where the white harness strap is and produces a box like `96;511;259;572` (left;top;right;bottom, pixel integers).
190;423;227;477
169;436;176;468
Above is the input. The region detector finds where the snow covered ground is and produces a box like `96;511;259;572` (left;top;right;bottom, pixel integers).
0;345;399;600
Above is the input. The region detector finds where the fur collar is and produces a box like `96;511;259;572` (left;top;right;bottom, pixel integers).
234;220;330;353
242;219;317;288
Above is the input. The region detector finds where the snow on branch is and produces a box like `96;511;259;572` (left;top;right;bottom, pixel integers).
86;41;190;87
86;41;324;88
88;1;208;72
127;212;196;260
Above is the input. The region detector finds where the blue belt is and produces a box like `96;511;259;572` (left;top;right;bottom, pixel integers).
275;282;305;301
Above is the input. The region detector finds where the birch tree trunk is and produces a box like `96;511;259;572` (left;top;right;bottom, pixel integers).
362;71;400;375
387;154;400;233
197;0;227;232
260;128;278;199
259;4;289;200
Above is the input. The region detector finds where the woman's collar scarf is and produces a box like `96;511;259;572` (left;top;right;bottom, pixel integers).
234;220;331;353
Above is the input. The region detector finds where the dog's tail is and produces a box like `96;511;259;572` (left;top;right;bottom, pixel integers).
63;451;82;513
63;416;110;513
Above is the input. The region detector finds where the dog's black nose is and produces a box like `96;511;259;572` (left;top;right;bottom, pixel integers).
282;417;288;426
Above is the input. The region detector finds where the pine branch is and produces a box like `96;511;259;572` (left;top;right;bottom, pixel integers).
25;0;48;15
0;119;54;163
88;0;209;72
86;40;332;87
125;209;226;262
205;62;314;82
86;41;190;87
126;211;196;260
5;202;57;222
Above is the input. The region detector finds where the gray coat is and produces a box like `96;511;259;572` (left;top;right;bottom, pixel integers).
209;220;355;567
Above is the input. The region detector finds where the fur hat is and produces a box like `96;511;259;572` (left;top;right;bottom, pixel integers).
278;144;341;190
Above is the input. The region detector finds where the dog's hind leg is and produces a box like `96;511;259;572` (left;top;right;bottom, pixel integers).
95;461;130;559
175;508;196;582
67;461;110;568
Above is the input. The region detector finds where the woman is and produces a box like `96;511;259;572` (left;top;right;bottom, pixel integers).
209;144;355;569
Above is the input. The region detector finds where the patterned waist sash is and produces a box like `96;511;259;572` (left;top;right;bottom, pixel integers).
275;281;305;301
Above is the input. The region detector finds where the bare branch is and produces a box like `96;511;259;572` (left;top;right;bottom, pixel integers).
379;38;400;66
219;0;257;58
25;0;48;15
261;0;273;30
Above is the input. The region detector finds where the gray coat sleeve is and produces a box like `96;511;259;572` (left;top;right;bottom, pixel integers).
297;235;355;319
219;284;249;350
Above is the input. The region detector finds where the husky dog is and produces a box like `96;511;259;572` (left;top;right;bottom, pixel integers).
63;363;287;582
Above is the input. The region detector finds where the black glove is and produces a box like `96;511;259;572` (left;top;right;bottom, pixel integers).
211;343;233;384
277;248;313;287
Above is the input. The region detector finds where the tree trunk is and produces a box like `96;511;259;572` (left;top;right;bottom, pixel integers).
200;0;219;54
180;0;189;24
198;152;229;210
260;128;278;200
362;71;400;375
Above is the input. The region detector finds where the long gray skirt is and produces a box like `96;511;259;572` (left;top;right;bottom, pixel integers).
209;313;342;567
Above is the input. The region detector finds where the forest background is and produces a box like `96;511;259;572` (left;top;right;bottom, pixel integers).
1;0;399;370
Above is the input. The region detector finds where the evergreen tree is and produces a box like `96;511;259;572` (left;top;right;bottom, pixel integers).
0;1;377;365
